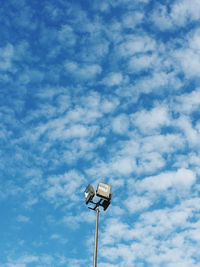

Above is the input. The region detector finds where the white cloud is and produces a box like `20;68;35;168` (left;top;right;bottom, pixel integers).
110;205;125;216
174;88;200;114
131;105;170;134
93;1;111;12
118;35;156;57
188;28;200;50
175;49;200;78
50;234;68;244
66;108;101;125
44;170;86;206
63;211;95;229
125;196;152;213
133;71;171;95
102;72;123;87
175;115;199;147
58;24;76;46
64;124;96;139
111;156;136;175
152;0;200;31
65;61;102;80
128;54;156;73
100;218;135;246
100;97;119;113
151;4;173;31
136;151;165;174
46;122;99;141
98;263;116;267
171;0;200;26
0;44;14;71
141;134;185;154
112;113;129;134
17;215;30;223
137;168;196;192
5;254;39;266
173;27;200;79
3;253;70;266
122;11;144;29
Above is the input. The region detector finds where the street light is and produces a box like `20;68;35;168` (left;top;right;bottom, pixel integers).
84;182;113;267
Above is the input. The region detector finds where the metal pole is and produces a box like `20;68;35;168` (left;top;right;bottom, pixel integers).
93;206;99;267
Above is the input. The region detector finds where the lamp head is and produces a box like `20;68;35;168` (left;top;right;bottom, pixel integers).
84;184;95;204
96;182;111;200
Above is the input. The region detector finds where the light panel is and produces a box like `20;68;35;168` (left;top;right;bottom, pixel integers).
96;182;111;200
84;184;95;204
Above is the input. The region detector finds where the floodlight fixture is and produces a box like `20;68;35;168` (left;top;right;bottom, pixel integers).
84;184;95;204
96;182;111;200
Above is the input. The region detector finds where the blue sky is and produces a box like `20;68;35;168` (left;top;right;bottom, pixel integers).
0;0;200;266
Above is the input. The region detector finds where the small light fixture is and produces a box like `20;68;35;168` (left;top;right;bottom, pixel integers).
84;184;95;204
96;182;111;200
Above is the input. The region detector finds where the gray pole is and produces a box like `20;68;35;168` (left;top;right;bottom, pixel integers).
93;206;99;267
